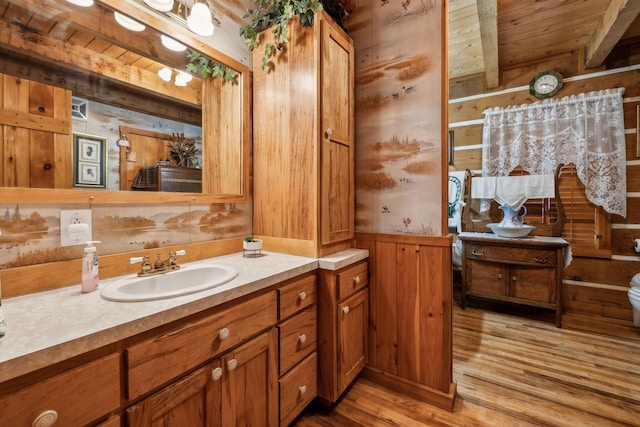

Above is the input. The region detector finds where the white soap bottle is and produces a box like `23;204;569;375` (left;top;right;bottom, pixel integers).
81;241;101;293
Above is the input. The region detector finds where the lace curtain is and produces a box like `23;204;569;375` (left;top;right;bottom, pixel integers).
482;87;627;217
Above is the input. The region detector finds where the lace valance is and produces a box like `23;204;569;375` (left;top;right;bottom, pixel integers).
482;87;627;217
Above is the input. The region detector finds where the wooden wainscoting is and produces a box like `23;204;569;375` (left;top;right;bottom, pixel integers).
354;232;456;411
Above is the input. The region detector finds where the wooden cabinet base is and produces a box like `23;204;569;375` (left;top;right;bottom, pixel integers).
361;367;457;412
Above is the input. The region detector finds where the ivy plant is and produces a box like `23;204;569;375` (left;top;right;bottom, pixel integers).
239;0;325;70
186;50;238;83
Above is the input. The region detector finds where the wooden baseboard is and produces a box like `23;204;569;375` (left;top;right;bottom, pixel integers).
361;366;457;412
562;313;640;341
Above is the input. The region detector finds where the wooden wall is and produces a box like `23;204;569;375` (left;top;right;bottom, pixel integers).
449;53;640;338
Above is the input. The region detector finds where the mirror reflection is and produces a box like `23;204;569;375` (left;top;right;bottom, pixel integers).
0;0;225;194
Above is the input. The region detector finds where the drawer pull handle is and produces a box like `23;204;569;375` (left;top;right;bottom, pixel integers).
299;385;307;396
298;334;307;344
534;256;549;264
218;327;230;341
512;276;517;281
298;291;307;301
32;410;58;427
227;358;238;371
211;367;223;381
343;306;350;315
472;249;485;257
354;276;361;285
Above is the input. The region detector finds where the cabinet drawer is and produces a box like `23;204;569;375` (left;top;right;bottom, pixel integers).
337;261;368;300
466;243;557;266
278;306;317;375
467;260;507;296
126;290;277;399
510;265;556;303
279;352;318;427
0;353;120;427
278;274;316;320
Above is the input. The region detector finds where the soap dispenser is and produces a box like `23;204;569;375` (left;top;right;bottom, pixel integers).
82;241;101;293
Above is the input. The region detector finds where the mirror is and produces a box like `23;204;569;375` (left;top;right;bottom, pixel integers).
0;0;250;204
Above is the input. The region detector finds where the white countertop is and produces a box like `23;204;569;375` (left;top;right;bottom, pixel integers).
0;248;368;383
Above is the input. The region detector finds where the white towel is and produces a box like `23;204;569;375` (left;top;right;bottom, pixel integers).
495;176;528;208
471;177;496;199
526;174;555;199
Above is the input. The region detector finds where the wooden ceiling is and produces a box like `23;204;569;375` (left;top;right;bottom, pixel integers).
448;0;640;89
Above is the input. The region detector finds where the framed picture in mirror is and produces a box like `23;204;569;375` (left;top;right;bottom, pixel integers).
73;133;106;188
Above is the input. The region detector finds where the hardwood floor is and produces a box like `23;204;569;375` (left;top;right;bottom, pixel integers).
293;302;640;426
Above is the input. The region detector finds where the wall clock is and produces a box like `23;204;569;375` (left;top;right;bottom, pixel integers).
529;70;563;99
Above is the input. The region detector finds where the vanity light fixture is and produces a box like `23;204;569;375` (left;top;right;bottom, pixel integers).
114;12;146;32
158;68;193;87
160;35;187;52
157;67;173;82
187;2;214;37
142;0;174;12
66;0;94;6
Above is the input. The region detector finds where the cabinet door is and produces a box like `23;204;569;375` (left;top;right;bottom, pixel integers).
510;265;556;303
466;259;508;296
320;17;354;245
221;329;278;427
127;360;222;427
337;288;368;394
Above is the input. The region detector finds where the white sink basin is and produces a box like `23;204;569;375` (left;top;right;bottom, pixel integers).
100;264;238;302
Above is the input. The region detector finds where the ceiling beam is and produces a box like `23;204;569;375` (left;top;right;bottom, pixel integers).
585;0;640;69
477;0;499;89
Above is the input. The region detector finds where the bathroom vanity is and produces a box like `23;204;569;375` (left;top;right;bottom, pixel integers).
459;232;569;327
0;249;368;426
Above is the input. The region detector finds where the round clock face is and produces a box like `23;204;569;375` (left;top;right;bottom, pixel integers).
529;71;563;99
534;74;559;94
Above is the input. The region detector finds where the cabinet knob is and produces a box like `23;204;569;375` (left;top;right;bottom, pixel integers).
298;291;306;301
354;276;360;285
325;128;333;138
227;358;238;371
299;385;307;396
32;410;58;427
512;276;517;281
298;334;307;345
211;367;223;381
218;327;230;341
497;273;503;279
343;306;350;315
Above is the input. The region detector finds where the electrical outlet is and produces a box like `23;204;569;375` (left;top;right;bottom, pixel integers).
60;209;92;247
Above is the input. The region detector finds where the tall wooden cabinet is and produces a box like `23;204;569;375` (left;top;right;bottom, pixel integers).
253;11;355;258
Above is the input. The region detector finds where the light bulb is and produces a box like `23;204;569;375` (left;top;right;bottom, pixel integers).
142;0;174;12
176;71;193;83
158;67;172;82
66;0;94;6
160;35;187;52
187;3;214;37
114;12;146;32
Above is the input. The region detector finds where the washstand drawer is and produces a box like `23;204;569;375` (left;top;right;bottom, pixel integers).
0;353;120;427
278;306;317;375
466;244;557;266
278;274;316;321
126;291;277;399
279;352;318;427
337;261;368;300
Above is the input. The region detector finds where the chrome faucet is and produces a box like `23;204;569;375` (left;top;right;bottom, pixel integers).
129;250;186;276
